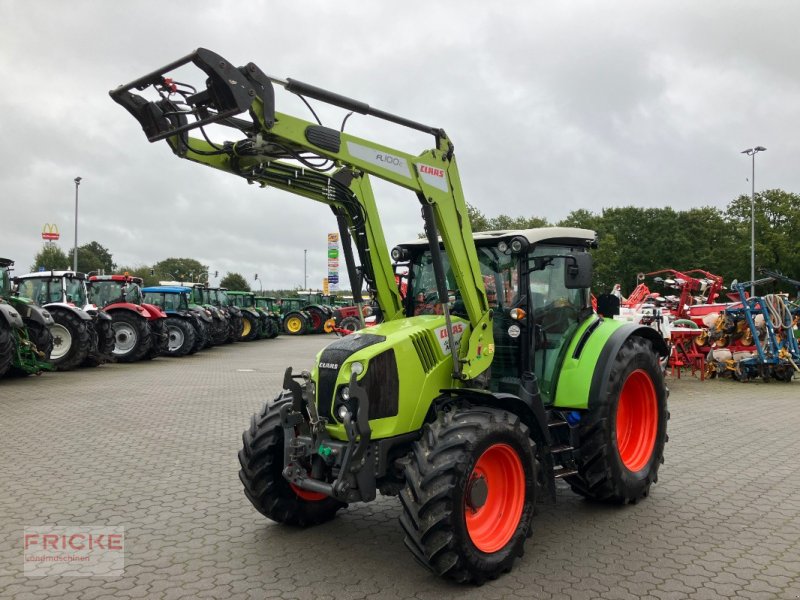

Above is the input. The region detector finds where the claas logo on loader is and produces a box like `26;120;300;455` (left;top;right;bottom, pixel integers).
418;164;445;178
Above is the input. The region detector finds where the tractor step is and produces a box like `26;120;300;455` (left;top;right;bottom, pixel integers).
553;467;578;479
549;444;574;454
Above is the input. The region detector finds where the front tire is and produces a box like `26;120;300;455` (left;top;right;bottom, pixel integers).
566;336;668;503
399;407;536;584
238;395;345;526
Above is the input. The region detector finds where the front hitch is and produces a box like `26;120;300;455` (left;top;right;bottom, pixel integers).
280;366;375;502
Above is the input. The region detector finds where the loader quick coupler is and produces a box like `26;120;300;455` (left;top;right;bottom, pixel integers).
280;367;376;502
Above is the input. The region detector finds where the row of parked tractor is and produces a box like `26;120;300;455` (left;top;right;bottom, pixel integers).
0;258;366;380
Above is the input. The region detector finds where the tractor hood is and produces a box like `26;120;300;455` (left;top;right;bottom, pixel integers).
312;315;470;441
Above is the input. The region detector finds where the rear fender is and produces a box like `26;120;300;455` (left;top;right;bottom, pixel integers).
0;303;24;330
105;303;154;319
45;303;93;321
9;300;54;326
141;303;167;319
554;317;669;410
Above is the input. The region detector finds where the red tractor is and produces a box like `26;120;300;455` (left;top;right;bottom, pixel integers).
88;275;169;362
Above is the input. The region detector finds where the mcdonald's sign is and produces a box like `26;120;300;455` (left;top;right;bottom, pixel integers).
41;223;60;241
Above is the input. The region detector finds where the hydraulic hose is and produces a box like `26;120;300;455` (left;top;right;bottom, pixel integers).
764;294;793;330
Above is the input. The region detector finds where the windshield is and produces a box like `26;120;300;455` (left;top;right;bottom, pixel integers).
143;292;188;311
408;246;517;317
91;282;124;306
18;277;86;306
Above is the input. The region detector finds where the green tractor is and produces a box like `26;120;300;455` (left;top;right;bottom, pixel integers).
164;282;231;347
278;297;314;335
113;49;669;584
0;259;54;378
226;290;269;341
253;296;282;339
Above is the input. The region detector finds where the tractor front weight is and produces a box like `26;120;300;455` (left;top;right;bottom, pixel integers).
280;367;378;503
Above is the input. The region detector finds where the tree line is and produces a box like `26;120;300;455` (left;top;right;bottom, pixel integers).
30;246;253;292
469;189;800;295
29;188;800;296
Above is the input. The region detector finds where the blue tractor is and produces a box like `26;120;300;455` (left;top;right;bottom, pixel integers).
141;285;212;356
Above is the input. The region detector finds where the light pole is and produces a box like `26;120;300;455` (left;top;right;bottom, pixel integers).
255;273;262;292
740;146;766;297
73;177;82;272
304;249;308;291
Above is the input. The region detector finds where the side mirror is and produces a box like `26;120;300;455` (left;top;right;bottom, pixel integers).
565;253;592;289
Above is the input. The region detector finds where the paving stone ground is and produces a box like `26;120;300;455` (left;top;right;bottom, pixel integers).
1;335;798;599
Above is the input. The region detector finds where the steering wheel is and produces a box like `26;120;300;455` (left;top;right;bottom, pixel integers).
537;299;579;334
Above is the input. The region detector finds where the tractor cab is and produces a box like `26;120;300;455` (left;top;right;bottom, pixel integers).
16;271;89;307
398;227;595;402
88;274;145;307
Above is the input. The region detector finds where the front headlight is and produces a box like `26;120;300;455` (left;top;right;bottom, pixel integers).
350;361;364;376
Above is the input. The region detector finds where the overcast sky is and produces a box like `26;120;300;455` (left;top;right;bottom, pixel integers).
2;1;798;290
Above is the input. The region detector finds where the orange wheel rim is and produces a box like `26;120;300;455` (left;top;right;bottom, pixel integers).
616;369;658;472
290;482;327;502
465;443;525;553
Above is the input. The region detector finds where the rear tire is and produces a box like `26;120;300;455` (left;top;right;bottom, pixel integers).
210;318;229;346
26;321;54;360
241;312;259;341
111;312;152;363
267;318;280;338
304;306;328;334
338;316;361;334
238;394;345;526
165;317;196;357
190;320;208;352
83;317;115;368
49;310;91;371
0;320;13;378
566;336;668;503
399;407;535;584
283;312;308;335
145;318;169;359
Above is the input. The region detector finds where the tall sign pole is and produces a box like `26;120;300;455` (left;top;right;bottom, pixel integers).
73;176;82;272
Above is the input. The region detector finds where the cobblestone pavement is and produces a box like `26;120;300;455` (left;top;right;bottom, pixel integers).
1;335;798;600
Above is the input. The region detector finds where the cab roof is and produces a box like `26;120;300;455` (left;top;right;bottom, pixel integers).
398;227;597;248
142;285;193;294
89;274;143;284
16;270;85;279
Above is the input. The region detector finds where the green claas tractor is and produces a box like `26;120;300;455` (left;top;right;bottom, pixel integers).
112;49;669;584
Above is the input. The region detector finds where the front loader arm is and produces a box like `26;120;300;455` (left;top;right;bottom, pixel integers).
110;48;493;379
